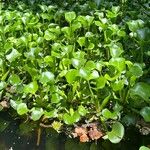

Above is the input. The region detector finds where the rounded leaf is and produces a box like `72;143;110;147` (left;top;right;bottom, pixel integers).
107;122;124;143
40;71;54;84
24;81;38;94
139;146;150;150
65;11;76;23
65;69;78;84
96;76;106;89
6;49;21;62
8;74;21;85
0;81;7;91
78;105;87;116
17;103;29;115
140;107;150;122
130;82;150;101
31;108;43;121
51;93;62;103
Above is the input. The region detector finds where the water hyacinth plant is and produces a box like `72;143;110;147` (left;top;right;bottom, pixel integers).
0;0;150;148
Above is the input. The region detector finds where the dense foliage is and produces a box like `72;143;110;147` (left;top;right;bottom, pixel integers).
0;0;150;149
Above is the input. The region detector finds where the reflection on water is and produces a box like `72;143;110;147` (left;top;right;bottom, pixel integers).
0;112;150;150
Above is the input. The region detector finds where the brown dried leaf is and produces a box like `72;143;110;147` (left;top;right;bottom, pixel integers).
80;134;89;142
0;101;9;108
74;127;87;136
88;128;103;140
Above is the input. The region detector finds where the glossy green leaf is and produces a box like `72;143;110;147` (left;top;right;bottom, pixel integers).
44;30;56;41
109;57;125;72
109;43;123;58
78;105;87;116
129;63;143;77
136;27;150;41
85;15;94;26
39;71;54;84
107;122;124;143
24;81;38;94
17;103;29;115
140;107;150;122
127;20;144;32
65;11;76;23
31;108;43;121
44;110;58;118
96;76;107;89
51;93;62;103
130;82;150;101
8;74;21;85
0;81;7;90
72;21;81;32
85;61;96;71
79;68;90;79
89;70;99;80
77;37;86;47
139;146;150;150
111;80;124;91
63;109;80;125
102;108;118;120
65;69;78;84
6;49;21;62
71;58;85;69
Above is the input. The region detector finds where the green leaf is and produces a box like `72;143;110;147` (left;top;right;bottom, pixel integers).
109;57;125;72
65;69;78;84
51;93;62;103
78;105;87;116
85;15;94;26
0;81;7;91
17;103;29;115
107;122;124;143
44;30;56;41
73;51;86;59
8;74;21;85
129;63;143;77
96;76;107;89
79;68;90;79
84;61;96;71
88;43;95;50
137;27;150;41
24;81;38;94
127;20;144;32
65;11;76;23
140;107;150;122
39;71;54;84
102;108;118;120
44;110;58;118
31;108;43;121
130;82;150;102
109;43;123;58
111;80;124;91
63;112;80;125
139;146;150;150
71;58;85;69
72;21;81;32
77;37;86;47
24;65;38;80
89;70;99;80
6;49;21;62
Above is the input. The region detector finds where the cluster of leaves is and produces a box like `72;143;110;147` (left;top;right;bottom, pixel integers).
0;0;150;146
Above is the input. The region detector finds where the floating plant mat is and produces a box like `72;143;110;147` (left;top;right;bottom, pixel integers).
0;0;150;149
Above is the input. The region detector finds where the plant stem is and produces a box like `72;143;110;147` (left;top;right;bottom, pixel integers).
36;127;41;146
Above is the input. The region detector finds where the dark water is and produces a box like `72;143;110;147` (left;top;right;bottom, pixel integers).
0;112;150;150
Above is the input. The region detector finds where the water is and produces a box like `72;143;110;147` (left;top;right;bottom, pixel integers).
0;112;150;150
